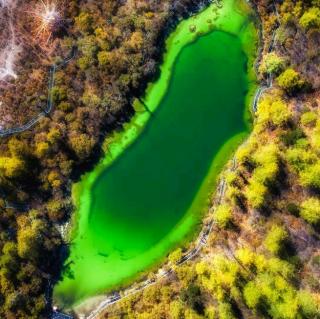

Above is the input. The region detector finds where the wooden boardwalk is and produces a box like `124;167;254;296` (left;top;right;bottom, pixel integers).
52;311;73;319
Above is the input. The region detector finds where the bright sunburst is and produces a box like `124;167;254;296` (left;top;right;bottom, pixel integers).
28;0;62;44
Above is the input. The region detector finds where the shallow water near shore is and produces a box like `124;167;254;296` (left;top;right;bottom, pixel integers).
54;0;257;308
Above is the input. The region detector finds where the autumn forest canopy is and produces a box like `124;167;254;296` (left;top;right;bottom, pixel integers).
0;0;319;318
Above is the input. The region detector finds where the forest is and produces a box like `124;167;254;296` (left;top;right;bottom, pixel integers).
0;0;319;318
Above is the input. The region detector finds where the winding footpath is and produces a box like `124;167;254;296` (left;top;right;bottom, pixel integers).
0;48;76;138
252;0;280;112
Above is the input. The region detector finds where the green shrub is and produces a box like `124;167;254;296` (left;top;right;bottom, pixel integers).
269;100;293;126
78;35;98;58
277;68;305;94
300;198;320;225
286;147;316;172
218;302;236;319
260;52;286;76
311;125;320;149
168;248;182;264
280;128;305;146
57;101;73;112
75;12;93;33
300;163;320;189
97;50;109;66
246;180;268;209
214;204;233;228
254;163;279;187
226;186;244;207
46;200;69;222
299;7;320;30
0;157;26;179
170;300;184;319
225;171;238;187
77;56;91;70
235;140;255;166
300;111;317;127
297;290;319;318
204;306;216;319
243;281;263;309
264;225;288;255
253;143;279;166
17;218;46;261
257;99;292;127
51;86;67;104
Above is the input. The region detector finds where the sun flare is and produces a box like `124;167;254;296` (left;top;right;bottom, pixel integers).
28;0;62;43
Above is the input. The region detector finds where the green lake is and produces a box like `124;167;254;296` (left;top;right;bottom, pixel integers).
54;0;257;308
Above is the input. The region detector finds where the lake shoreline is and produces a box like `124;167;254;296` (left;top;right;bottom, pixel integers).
53;0;259;314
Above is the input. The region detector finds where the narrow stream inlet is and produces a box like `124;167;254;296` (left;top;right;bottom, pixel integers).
54;0;257;308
